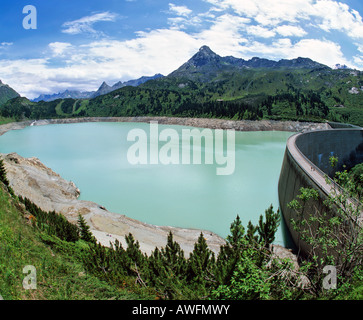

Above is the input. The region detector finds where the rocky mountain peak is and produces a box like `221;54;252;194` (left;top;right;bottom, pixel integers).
187;45;221;68
99;81;111;89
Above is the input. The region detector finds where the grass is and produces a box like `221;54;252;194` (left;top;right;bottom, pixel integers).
55;101;67;117
0;184;154;300
0;117;15;125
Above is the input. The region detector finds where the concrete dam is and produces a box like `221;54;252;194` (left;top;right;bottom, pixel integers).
278;127;363;256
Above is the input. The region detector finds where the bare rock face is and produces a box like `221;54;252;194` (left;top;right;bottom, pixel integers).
2;153;80;213
0;152;226;256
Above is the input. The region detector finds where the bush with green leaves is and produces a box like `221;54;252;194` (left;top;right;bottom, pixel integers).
19;196;80;242
78;204;290;300
287;157;363;298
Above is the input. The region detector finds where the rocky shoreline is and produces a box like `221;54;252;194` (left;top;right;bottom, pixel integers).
0;116;331;137
0;117;330;258
1;152;226;255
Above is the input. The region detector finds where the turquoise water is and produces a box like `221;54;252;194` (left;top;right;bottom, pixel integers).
0;122;292;245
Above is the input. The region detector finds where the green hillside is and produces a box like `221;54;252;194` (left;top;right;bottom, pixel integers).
0;47;362;125
0;80;20;106
0;182;154;300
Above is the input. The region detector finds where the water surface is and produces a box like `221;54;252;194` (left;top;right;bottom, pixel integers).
0;122;292;245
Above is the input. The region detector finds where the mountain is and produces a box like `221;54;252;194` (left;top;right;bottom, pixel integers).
91;73;164;98
33;74;164;102
142;45;335;100
33;89;94;102
168;46;328;81
0;80;20;106
92;81;112;98
334;64;349;70
2;46;362;126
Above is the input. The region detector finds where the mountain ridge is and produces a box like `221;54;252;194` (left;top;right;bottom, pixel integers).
168;46;329;80
1;46;362;126
32;73;164;102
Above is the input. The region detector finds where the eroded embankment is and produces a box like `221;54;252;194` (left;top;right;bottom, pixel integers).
0;117;331;137
1;152;226;255
0;117;330;257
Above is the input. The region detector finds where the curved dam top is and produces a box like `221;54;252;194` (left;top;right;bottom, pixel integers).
295;129;363;178
278;128;363;255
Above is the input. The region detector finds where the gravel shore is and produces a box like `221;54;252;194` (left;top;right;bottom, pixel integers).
0;117;331;137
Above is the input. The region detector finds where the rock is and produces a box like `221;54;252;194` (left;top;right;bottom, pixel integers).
270;244;310;288
349;87;360;94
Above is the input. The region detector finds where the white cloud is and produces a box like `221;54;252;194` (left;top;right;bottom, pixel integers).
205;0;315;25
237;37;353;68
274;25;307;37
48;42;73;56
246;25;276;38
62;12;117;35
168;3;192;17
197;14;250;56
167;15;203;30
167;4;214;30
313;1;363;38
291;39;349;66
353;55;363;64
0;29;201;98
356;43;363;53
205;0;363;39
2;0;363;98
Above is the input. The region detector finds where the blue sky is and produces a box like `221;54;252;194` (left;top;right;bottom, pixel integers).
0;0;362;98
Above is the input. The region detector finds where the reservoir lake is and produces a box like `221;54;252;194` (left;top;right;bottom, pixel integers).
0;122;293;245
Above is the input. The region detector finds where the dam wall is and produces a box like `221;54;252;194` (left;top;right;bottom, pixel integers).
278;128;363;256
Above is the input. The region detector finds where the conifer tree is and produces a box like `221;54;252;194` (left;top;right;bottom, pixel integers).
215;215;245;285
226;214;245;251
0;159;9;186
245;221;259;244
109;239;130;276
187;233;216;295
257;205;280;249
142;233;189;299
77;213;96;243
0;159;14;196
125;233;147;273
161;232;187;276
147;247;165;280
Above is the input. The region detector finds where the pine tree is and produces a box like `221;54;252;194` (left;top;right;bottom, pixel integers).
0;159;14;196
125;233;147;274
215;215;245;285
77;213;96;243
245;221;259;244
187;233;216;295
226;215;245;251
147;247;165;280
257;205;280;249
161;232;187;276
0;159;9;186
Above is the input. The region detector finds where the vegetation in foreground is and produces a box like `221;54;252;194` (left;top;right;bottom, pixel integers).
0;158;362;300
